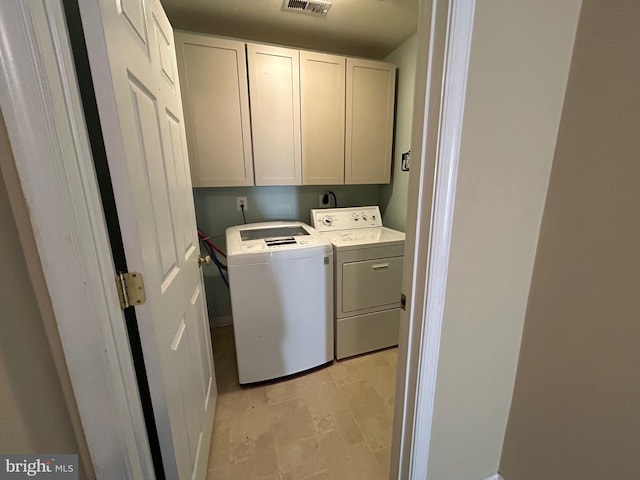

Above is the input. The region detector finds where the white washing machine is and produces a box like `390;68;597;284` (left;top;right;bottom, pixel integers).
311;207;405;360
226;221;333;384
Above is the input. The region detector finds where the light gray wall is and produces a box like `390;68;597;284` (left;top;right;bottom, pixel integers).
426;1;581;478
499;1;640;478
0;114;85;472
194;184;378;322
378;33;417;232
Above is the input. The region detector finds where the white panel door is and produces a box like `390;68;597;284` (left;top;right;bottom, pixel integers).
300;50;346;185
175;33;254;187
345;58;396;184
247;43;302;186
78;0;216;479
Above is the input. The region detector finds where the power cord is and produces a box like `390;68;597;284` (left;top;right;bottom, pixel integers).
240;203;247;224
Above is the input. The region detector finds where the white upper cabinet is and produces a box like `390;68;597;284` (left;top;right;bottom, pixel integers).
175;34;396;187
174;33;254;187
300;51;346;185
247;43;302;186
345;58;396;184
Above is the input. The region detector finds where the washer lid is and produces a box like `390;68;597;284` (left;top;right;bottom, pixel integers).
239;225;310;242
226;221;331;265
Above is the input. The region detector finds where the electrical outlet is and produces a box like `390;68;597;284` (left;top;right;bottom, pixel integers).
236;197;248;211
318;194;331;208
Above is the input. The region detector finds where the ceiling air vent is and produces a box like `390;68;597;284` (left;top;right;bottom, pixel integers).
283;0;332;16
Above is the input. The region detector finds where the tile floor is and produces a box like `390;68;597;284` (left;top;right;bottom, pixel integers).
206;325;398;480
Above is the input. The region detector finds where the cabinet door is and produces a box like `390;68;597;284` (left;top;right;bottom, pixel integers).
175;33;254;187
300;51;345;185
247;43;302;186
345;58;396;184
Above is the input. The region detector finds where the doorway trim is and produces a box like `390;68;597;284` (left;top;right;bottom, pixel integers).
0;1;154;477
390;0;475;478
0;0;477;479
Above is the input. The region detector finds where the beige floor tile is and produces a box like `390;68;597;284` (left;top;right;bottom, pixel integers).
373;446;391;470
299;429;346;460
207;326;394;480
207;457;255;480
208;415;231;467
333;408;364;445
366;431;393;462
279;469;331;480
259;475;282;480
276;441;324;479
276;430;344;479
227;401;273;442
301;471;332;480
295;365;334;385
355;409;394;446
270;397;317;447
359;353;397;409
339;380;390;424
325;443;387;480
230;435;254;464
367;368;397;409
254;432;279;477
311;410;337;434
265;375;309;405
361;351;392;369
301;381;350;419
328;357;366;386
215;384;270;420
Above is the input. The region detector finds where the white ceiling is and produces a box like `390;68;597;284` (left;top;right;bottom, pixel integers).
160;0;420;59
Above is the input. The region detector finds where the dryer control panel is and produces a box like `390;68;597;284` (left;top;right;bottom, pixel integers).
311;206;383;232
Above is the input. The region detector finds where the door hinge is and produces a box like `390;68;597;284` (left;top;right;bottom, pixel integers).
116;271;147;309
400;293;407;311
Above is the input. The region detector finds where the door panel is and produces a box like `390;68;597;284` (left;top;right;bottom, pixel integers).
165;113;194;253
168;317;194;474
172;312;201;466
128;80;181;277
79;0;216;478
120;0;147;45
190;285;213;404
152;16;176;89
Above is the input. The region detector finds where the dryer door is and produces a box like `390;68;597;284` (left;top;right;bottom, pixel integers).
342;256;403;313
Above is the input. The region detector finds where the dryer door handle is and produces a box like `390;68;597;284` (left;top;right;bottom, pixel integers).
372;263;390;271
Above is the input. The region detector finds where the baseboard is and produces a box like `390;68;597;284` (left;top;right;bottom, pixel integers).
481;474;504;480
210;315;233;328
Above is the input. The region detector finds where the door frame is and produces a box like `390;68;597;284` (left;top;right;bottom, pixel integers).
0;1;154;478
0;0;476;479
391;0;475;478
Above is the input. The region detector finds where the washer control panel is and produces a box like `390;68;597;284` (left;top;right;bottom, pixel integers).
311;206;383;232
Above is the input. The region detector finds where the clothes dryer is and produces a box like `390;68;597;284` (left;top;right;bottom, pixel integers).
311;207;405;359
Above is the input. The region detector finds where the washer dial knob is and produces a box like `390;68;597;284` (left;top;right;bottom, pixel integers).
322;215;333;226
